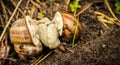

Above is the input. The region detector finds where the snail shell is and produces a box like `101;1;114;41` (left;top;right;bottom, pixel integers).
61;12;81;41
10;18;42;58
52;12;81;42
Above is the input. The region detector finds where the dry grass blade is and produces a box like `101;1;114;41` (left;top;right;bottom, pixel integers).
65;0;70;11
11;0;25;18
29;5;37;18
72;19;79;47
31;54;44;65
4;6;12;16
104;0;120;23
0;0;23;42
25;0;30;9
75;2;94;17
0;15;5;28
95;11;120;28
0;0;8;22
30;0;40;8
31;51;53;65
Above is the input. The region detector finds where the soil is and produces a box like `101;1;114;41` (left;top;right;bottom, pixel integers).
0;0;120;65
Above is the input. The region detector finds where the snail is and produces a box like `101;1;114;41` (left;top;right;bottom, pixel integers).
10;16;42;59
38;12;81;49
9;12;81;58
53;12;81;42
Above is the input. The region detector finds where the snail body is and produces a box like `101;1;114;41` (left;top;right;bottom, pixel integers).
38;17;61;49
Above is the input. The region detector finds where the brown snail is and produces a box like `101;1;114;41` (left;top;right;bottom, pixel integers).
61;12;81;41
53;12;81;42
10;16;42;58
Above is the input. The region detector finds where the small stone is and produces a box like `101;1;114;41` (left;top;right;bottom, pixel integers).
102;44;107;48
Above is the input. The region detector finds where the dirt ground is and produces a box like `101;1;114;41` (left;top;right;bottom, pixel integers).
0;0;120;65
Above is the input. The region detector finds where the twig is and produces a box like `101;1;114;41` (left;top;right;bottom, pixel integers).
0;15;5;28
35;0;45;7
31;54;44;65
11;0;25;18
32;51;53;65
5;6;12;16
65;0;70;11
35;0;42;4
74;10;77;17
30;0;43;18
25;0;30;9
0;0;8;22
30;0;41;8
0;0;23;42
75;2;94;17
29;5;37;18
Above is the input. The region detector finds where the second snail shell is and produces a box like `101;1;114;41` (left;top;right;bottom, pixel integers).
10;18;42;58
